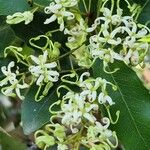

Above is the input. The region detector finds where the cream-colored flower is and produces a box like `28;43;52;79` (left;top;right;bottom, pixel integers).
60;92;98;133
98;92;115;106
0;61;16;86
82;118;118;149
44;0;76;31
0;61;29;99
29;51;59;85
88;6;150;67
57;144;68;150
78;72;116;104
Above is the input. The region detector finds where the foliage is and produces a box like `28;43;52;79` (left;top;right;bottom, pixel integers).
0;0;150;150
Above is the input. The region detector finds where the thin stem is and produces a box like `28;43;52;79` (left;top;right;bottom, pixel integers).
69;56;74;70
111;0;115;13
60;68;85;74
57;60;61;71
145;20;150;26
31;7;39;13
141;0;149;11
50;45;83;62
117;0;121;10
124;0;131;8
98;0;108;17
80;142;91;149
19;60;29;67
82;0;88;13
34;2;45;9
88;0;92;12
135;0;149;20
48;28;60;34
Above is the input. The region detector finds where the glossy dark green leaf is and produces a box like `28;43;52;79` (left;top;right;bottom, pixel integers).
138;0;150;27
131;0;148;4
92;59;150;150
0;129;26;150
0;0;30;15
34;0;52;6
21;84;59;135
0;16;17;55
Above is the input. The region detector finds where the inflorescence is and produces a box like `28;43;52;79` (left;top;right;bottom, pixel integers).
1;0;150;149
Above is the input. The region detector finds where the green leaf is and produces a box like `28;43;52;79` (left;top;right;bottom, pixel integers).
138;0;150;27
21;84;59;135
34;0;52;6
0;0;30;15
0;128;26;150
132;0;148;4
0;16;17;55
92;59;150;150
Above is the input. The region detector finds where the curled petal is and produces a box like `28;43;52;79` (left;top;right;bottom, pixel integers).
30;55;40;64
84;113;96;123
44;14;57;24
45;62;57;68
37;75;45;85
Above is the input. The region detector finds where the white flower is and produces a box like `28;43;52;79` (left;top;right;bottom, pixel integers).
98;92;115;106
100;8;122;26
78;72;116;104
29;51;59;85
97;25;122;46
0;61;29;99
6;11;33;25
65;18;87;49
86;17;101;32
78;72;99;102
87;7;123;33
88;6;150;67
79;72;115;105
1;81;29;100
57;144;68;150
59;92;98;133
94;120;113;140
44;1;75;31
123;49;140;65
0;61;16;86
82;117;118;149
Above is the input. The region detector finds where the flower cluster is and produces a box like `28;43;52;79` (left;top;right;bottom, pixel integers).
29;50;59;101
0;40;60;100
2;0;150;149
0;61;29;99
88;6;150;70
64;16;92;68
35;72;119;150
82;118;118;150
64;17;87;50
